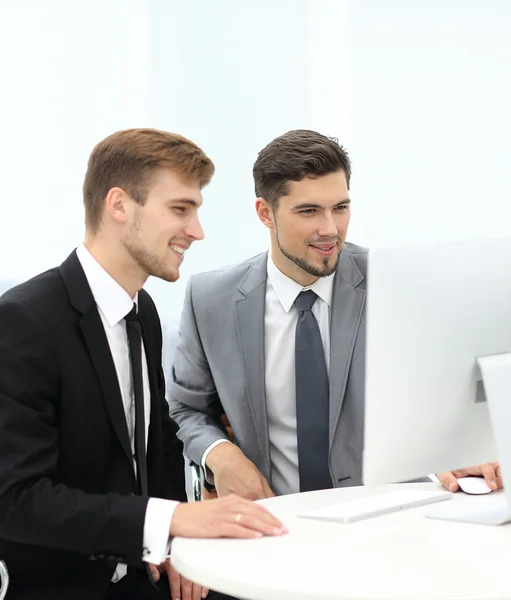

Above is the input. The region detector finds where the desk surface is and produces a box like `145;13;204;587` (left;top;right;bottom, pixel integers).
172;483;511;600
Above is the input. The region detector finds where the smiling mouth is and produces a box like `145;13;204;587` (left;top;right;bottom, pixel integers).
169;244;188;261
309;242;338;256
170;244;186;255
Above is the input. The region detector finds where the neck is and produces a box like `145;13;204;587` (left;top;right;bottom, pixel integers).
83;232;147;298
270;243;318;287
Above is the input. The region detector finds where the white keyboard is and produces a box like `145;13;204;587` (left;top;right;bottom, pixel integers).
297;489;452;524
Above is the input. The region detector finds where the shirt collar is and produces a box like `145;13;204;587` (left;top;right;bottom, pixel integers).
76;244;138;327
266;252;335;313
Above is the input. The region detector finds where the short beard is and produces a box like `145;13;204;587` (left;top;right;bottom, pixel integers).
275;227;341;278
123;210;178;283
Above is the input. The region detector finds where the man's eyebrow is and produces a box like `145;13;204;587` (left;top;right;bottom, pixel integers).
293;198;351;210
168;198;200;207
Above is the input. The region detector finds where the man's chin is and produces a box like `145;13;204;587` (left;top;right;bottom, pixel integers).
164;272;180;283
306;254;340;276
316;266;338;277
152;268;179;283
295;262;335;279
279;242;340;278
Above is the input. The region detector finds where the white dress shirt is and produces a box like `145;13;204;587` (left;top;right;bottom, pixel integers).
76;245;177;581
202;253;334;496
264;254;334;495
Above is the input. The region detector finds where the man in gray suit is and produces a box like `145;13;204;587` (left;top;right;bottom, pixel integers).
169;130;502;499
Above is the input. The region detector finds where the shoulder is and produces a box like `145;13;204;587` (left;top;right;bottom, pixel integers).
343;241;369;277
138;288;162;338
0;268;64;354
0;267;64;318
188;253;266;295
138;287;157;314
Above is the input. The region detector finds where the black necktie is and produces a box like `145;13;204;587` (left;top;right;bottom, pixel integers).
295;290;332;492
125;305;156;588
125;304;148;496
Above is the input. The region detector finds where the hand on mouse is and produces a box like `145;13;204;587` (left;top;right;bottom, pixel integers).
437;462;502;493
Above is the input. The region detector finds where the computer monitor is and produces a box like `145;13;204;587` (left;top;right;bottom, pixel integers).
363;238;511;524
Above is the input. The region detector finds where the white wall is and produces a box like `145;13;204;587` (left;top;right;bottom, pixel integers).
349;0;511;247
1;0;342;323
146;0;346;320
0;0;152;277
1;0;510;323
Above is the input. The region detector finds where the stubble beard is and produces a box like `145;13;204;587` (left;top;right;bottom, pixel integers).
275;225;342;278
124;212;178;283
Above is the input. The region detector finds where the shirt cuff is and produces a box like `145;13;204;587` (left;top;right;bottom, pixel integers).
201;439;232;485
142;498;179;565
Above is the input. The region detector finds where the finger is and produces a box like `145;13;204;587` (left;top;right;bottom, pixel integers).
490;463;502;488
192;581;203;600
464;464;487;477
495;462;504;489
221;496;287;534
180;575;193;600
201;587;209;599
437;471;460;493
231;513;287;537
219;523;264;538
231;497;285;526
480;463;498;490
249;504;288;531
451;469;469;479
169;564;182;600
148;563;160;582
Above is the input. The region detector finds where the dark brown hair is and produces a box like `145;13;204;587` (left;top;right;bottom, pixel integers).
253;129;351;209
83;128;214;233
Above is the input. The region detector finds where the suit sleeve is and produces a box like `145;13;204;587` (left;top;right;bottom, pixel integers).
0;300;148;567
168;277;229;468
153;335;187;502
157;368;188;502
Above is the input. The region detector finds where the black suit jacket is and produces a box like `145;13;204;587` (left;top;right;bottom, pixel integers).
0;251;186;599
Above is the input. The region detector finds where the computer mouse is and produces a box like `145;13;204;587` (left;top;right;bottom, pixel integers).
457;476;493;495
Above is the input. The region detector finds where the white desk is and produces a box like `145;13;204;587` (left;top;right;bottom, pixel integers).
172;483;511;600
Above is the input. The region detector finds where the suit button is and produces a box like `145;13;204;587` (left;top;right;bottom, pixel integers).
88;554;97;561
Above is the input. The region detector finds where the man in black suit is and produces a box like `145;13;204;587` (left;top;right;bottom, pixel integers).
0;129;286;600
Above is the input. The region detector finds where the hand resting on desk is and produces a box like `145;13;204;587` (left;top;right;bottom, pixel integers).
437;461;502;493
171;493;286;538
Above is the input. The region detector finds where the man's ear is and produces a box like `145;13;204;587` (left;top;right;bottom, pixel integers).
105;187;130;224
255;197;275;230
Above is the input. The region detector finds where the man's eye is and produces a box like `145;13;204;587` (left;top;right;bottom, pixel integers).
173;206;186;214
335;205;348;211
299;209;315;215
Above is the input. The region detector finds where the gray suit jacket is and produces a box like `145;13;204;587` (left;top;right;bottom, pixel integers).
169;242;368;488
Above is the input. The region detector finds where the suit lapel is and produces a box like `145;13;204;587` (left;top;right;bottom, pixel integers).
60;251;133;466
329;247;366;442
79;312;133;463
235;254;271;476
